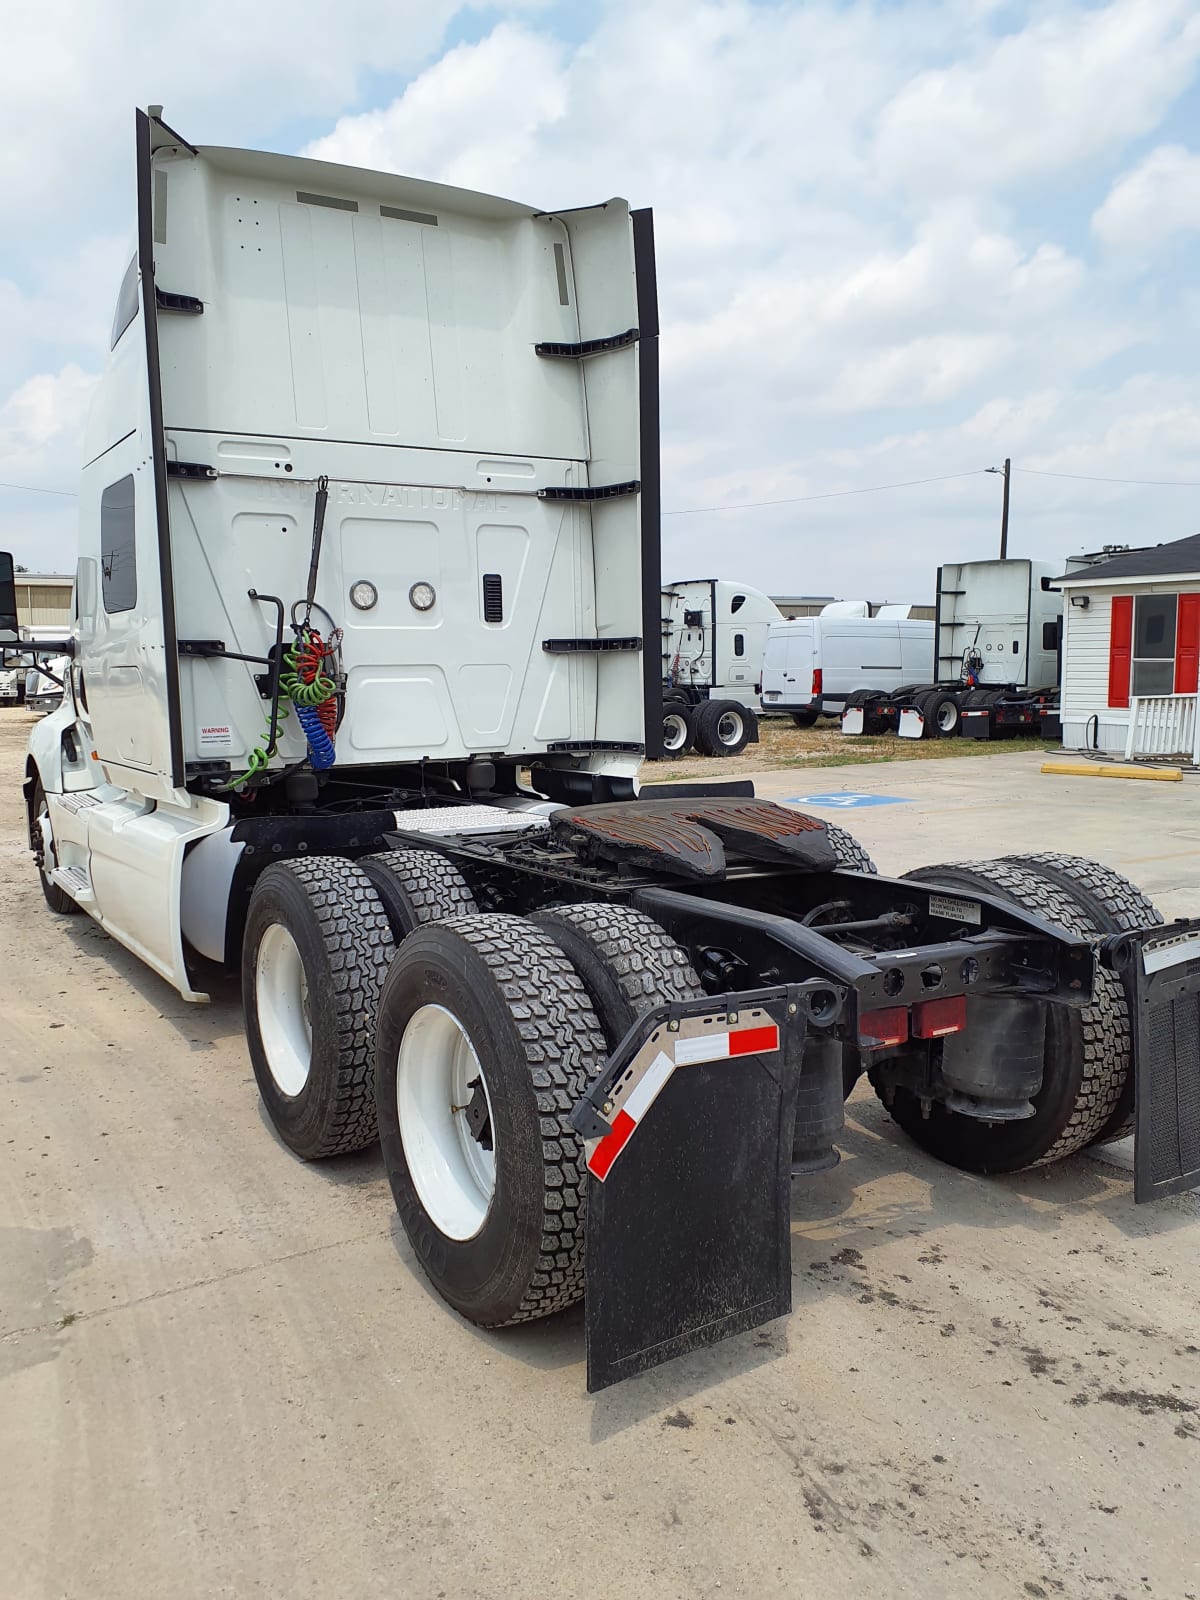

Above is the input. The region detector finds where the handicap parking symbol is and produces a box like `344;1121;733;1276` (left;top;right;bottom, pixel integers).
785;792;910;809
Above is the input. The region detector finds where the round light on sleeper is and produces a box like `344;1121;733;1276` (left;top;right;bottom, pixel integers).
409;581;437;612
350;580;378;611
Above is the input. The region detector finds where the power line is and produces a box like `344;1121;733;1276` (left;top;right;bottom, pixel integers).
662;469;990;516
1016;466;1200;488
0;480;77;497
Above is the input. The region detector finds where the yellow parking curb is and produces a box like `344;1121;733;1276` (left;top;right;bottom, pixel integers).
1041;761;1183;782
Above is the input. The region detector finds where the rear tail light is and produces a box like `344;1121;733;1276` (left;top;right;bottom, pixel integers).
858;1006;909;1048
812;668;823;696
911;996;967;1039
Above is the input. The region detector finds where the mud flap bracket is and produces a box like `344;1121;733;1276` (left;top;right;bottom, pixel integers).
1103;921;1200;1202
572;982;844;1392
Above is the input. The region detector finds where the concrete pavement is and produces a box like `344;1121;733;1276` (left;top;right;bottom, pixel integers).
2;716;1198;1600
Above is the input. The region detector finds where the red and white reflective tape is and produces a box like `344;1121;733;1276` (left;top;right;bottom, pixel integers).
586;1021;780;1182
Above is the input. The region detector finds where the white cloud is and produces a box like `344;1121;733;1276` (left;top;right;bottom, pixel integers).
0;366;97;571
874;0;1200;195
5;0;1200;595
0;1;470;229
1;366;97;455
1092;144;1200;258
306;24;568;195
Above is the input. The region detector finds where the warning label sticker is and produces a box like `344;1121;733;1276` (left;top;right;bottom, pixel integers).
197;724;234;751
927;893;982;926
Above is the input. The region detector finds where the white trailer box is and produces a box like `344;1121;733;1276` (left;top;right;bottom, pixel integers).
761;614;934;722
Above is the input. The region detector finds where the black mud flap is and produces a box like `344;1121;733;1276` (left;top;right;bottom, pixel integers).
571;982;843;1392
1104;922;1200;1203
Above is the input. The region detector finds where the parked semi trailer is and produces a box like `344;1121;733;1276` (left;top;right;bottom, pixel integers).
5;111;1200;1393
842;558;1072;740
660;578;780;756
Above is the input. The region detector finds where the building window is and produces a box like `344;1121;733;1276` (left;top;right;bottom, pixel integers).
101;477;137;613
733;632;745;657
1132;594;1176;696
110;256;140;350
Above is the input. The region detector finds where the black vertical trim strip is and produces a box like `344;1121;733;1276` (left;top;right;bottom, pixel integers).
632;208;662;761
933;565;944;687
136;108;185;787
709;577;719;691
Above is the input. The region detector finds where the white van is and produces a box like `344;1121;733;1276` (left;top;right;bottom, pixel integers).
761;614;934;723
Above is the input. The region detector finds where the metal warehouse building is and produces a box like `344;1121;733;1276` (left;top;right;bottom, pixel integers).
1057;533;1200;759
15;573;74;631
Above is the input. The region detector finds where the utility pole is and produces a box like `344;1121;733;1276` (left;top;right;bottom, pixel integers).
987;458;1011;559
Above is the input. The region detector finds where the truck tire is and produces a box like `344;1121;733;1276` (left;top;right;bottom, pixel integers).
31;777;81;915
359;848;477;941
1002;853;1162;1145
695;699;755;757
791;710;819;728
531;902;703;1047
919;690;960;738
661;703;696;757
872;859;1129;1171
375;914;607;1326
824;822;878;874
243;856;395;1159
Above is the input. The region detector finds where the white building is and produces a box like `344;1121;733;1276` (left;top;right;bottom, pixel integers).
1057;534;1200;756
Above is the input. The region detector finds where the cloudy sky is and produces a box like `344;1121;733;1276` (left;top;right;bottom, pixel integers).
4;0;1200;603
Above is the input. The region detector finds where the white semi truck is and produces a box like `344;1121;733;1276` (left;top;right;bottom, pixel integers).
5;110;1199;1391
841;558;1071;740
659;578;781;756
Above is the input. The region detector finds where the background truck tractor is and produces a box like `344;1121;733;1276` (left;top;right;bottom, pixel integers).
842;557;1078;741
4;108;1199;1393
660;578;780;756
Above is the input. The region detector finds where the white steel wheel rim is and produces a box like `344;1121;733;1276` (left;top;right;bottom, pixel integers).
716;709;744;746
255;924;313;1097
937;702;958;732
36;798;54;875
663;712;688;752
396;1004;497;1241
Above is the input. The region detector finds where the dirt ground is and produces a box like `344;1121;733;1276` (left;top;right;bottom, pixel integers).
1;707;1198;1600
643;713;1045;784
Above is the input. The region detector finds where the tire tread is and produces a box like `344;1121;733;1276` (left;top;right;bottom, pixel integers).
362;847;477;930
253;856;393;1156
905;858;1128;1163
431;912;607;1323
824;822;878;874
532;902;703;1024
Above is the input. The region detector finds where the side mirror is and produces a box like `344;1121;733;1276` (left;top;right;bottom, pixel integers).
0;552;16;636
